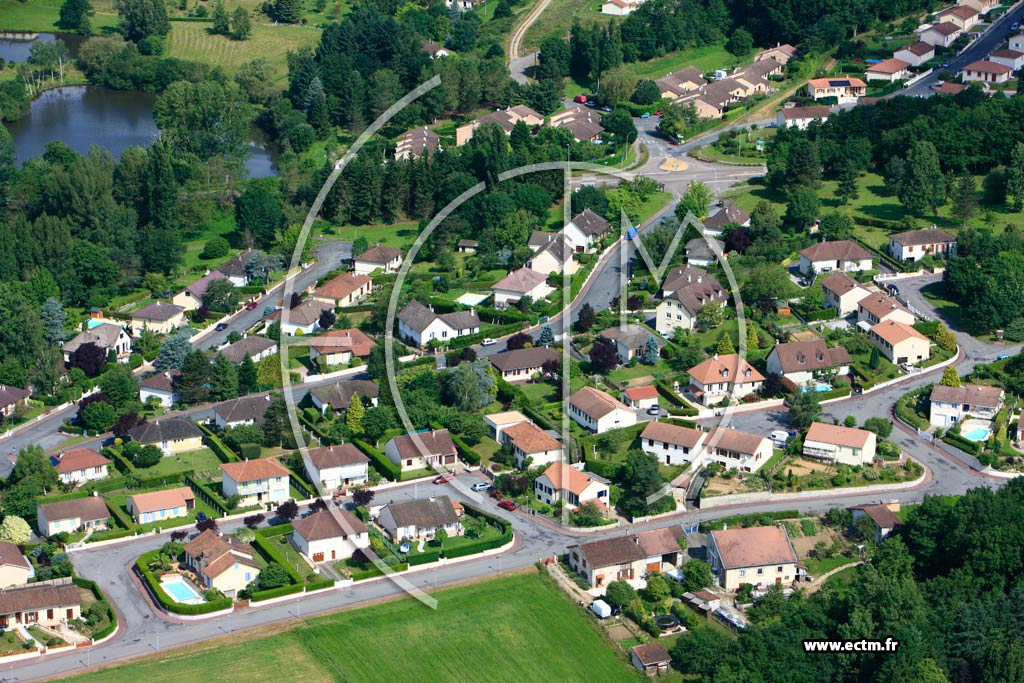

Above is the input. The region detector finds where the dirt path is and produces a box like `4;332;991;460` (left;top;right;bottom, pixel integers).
507;0;552;83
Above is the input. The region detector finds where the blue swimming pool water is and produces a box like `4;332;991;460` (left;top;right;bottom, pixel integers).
963;427;991;442
163;577;202;603
803;384;831;393
86;318;104;329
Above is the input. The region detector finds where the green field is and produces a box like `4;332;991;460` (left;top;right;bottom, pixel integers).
522;0;611;52
0;0;118;32
64;572;639;683
628;44;749;80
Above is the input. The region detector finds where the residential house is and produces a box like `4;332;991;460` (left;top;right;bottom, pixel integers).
655;66;707;100
929;383;1004;427
384;429;458;472
655;269;727;336
935;81;970;94
850;504;904;544
869;320;931;365
217;249;256;287
125;486;195;524
491;268;553;306
0;581;81;628
806;77;867;104
527;234;578;276
631;643;672;677
548;106;605;143
798;240;874;276
567;386;637;433
130;301;185;335
218;335;277;365
457;239;478;254
454;105;544;145
989;49;1024;71
302;444;370;491
419;40;450;59
488;347;560;383
686;354;764;406
705;427;773;473
777;105;831;129
397;300;481;347
820;271;870;316
685;237;724;267
395;126;441;161
308;380;379;416
732;61;776;93
62;323;132;364
937;5;980;30
566;527;684;587
921;22;963;48
308;328;376;366
483;410;530;442
1011;33;1024;52
36;497;110;537
0;385;29;419
445;0;482;10
803;422;877;466
291;509;370;563
857;293;915;327
353;245;403;275
128;418;204;455
640;420;707;467
888;228;956;262
765;340;851;387
960;0;998;13
706;525;799;591
563;209;612;254
311;273;372;308
0;543;31;587
219;458;291;506
212;395;273;430
183;529;260;597
265;299;332;336
172;270;228;312
601;0;643;15
139;370;180;408
865;58;911;82
701;204;750;235
962;59;1012;83
895;41;936;66
376;496;462;542
50;448;111;487
536;462;606;509
754;44;797;65
599;324;663;364
503;421;562;468
621;385;659;410
692;80;744;118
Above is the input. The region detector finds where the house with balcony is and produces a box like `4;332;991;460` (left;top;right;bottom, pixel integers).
534;462;609;510
929;384;1004;428
705;427;772;473
220;458;291;506
802;422;876;466
686;354;764;406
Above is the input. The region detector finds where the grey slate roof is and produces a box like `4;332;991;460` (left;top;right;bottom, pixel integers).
127;417;203;445
309;380;379;411
218;336;277;365
384;496;459;530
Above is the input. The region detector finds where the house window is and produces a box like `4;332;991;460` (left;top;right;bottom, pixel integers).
757;568;764;575
739;569;746;577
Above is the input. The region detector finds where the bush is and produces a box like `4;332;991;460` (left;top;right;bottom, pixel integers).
353;439;401;480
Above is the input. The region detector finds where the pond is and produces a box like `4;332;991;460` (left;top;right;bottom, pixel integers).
3;85;279;177
0;32;86;62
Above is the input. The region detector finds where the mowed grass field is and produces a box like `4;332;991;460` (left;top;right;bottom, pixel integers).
522;0;611;52
166;21;321;84
63;572;640;683
0;0;118;32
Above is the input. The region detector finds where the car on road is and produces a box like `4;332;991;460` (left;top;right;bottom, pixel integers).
433;473;454;484
997;353;1012;360
573;94;588;103
470;482;492;492
196;511;208;523
263;306;275;315
245;301;259;310
942;62;950;69
215;322;228;331
497;499;517;511
646;405;660;415
640;112;650;119
585;100;597;108
481;338;497;346
1013;22;1020;30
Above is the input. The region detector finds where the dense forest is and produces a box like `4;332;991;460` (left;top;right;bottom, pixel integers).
675;480;1024;682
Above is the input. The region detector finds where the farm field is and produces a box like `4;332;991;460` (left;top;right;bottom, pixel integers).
64;571;639;683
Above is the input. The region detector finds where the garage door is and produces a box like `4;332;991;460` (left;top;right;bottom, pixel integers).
312;552;324;562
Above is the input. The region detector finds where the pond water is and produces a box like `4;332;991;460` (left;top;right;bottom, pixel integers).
0;32;86;62
3;85;278;177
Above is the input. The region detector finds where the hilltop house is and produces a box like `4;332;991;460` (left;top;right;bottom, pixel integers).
655;66;708;100
799;240;874;276
503;421;563;468
869;320;931;365
220;458;290;506
353;246;403;275
705;427;773;473
291;509;369;563
929;384;1004;428
765;340;850;387
397;300;480;348
63;323;132;364
128;418;203;455
302;444;370;491
566;527;684;588
130;301;185;335
126;486;195;524
706;525;800;591
376;496;462;542
488;347;560;383
183;529;260;597
687;354;764;406
384;429;458;472
803;422;876;466
311;273;372;308
640;420;707;467
36;498;110;537
568;386;637;433
50;448;111;487
755;43;797;65
139;370;180;408
534;462;609;510
491;268;552;306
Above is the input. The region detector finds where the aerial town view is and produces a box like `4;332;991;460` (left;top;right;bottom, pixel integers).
0;0;1023;679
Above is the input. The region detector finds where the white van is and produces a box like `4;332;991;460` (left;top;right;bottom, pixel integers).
770;430;790;448
590;600;612;619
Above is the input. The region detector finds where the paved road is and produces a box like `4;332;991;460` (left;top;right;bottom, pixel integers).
507;0;551;84
903;3;1024;97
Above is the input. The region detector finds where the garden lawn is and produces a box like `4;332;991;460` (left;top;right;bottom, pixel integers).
265;534;314;580
628;44;749;80
0;0;118;31
65;572;638;683
140;448;224;479
328;220;420;251
802;555;855;577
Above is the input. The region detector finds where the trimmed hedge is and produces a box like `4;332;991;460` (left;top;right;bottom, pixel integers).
250;583;303;602
353;506;369;522
801;308;837;322
353;439;402;481
350;562;408;581
102;445;136;474
446;323;525;350
585;458;622;480
184;473;231;515
943;432;982;455
73;576;117;640
136;550;233;615
819;386;852;401
408;548;442;565
446;430;481;466
306;578;334;591
89;528;136;543
252;529;303;583
196;423;240;463
104;497;136;531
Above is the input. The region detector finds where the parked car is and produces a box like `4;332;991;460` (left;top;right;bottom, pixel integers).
470;482;492;492
585;100;597;108
433;473;454;484
997;353;1012;360
640;112;650;119
263;306;275;315
245;301;259;310
1013;21;1020;31
573;94;588;103
655;110;663;115
481;338;497;346
215;322;228;331
646;405;660;415
601;105;612;112
196;511;208;523
497;499;517;511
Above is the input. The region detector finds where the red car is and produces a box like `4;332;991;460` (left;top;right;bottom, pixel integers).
497;499;517;511
573;94;588;103
245;301;259;310
433;473;454;484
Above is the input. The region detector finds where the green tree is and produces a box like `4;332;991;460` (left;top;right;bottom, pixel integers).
203;279;238;311
743;263;792;312
869;345;881;369
153;80;252;161
643;335;659;365
786;385;821;429
346;395;365;436
235;181;285;248
784;186;819;230
631;79;661;105
58;0;92;34
575;302;596;332
443;360;496;411
116;0;169;43
696;302;725;331
681;559;713;592
237;353;258;394
177;349;212;405
1007;143;1024;212
726;27;753;56
254;563;292;590
537;326;554;346
434;528;448;550
819;211;853;241
209;354;239;401
952;174;977;225
597;65;638;107
837;162;859;204
10;445;58;489
98;363;139;412
898;140;946;216
602;107;635;140
618;449;666;517
604;580;636;607
134;444;162;468
212;3;229;34
677;181;712;221
262;396;287;447
714;333;735;355
274;0;302;23
40;297;68;345
80;400;117;432
862;416;892;438
154;333;191;371
0;516;30;544
940;366;961;387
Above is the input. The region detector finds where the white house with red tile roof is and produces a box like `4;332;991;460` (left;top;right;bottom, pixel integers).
621;385;659;410
776;105;830;129
534;462;609;509
705;427;773;473
220;458;291;506
291;509;369;563
806;77;867;104
640;421;707;466
568;387;637;433
503;421;563;468
856;292;915;327
937;5;980;30
803;422;876;466
865;58;911;82
126;486;195;524
888;228;956;262
920;22;962;47
989;49;1024;71
50;448;111;486
491;268;553;306
686;354;764;406
820;271;870;316
869;320;931;365
895;41;935;66
962;59;1013;84
707;525;799;590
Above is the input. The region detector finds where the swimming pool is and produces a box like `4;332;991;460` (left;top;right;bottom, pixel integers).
963;426;992;442
803;383;832;393
162;575;205;604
